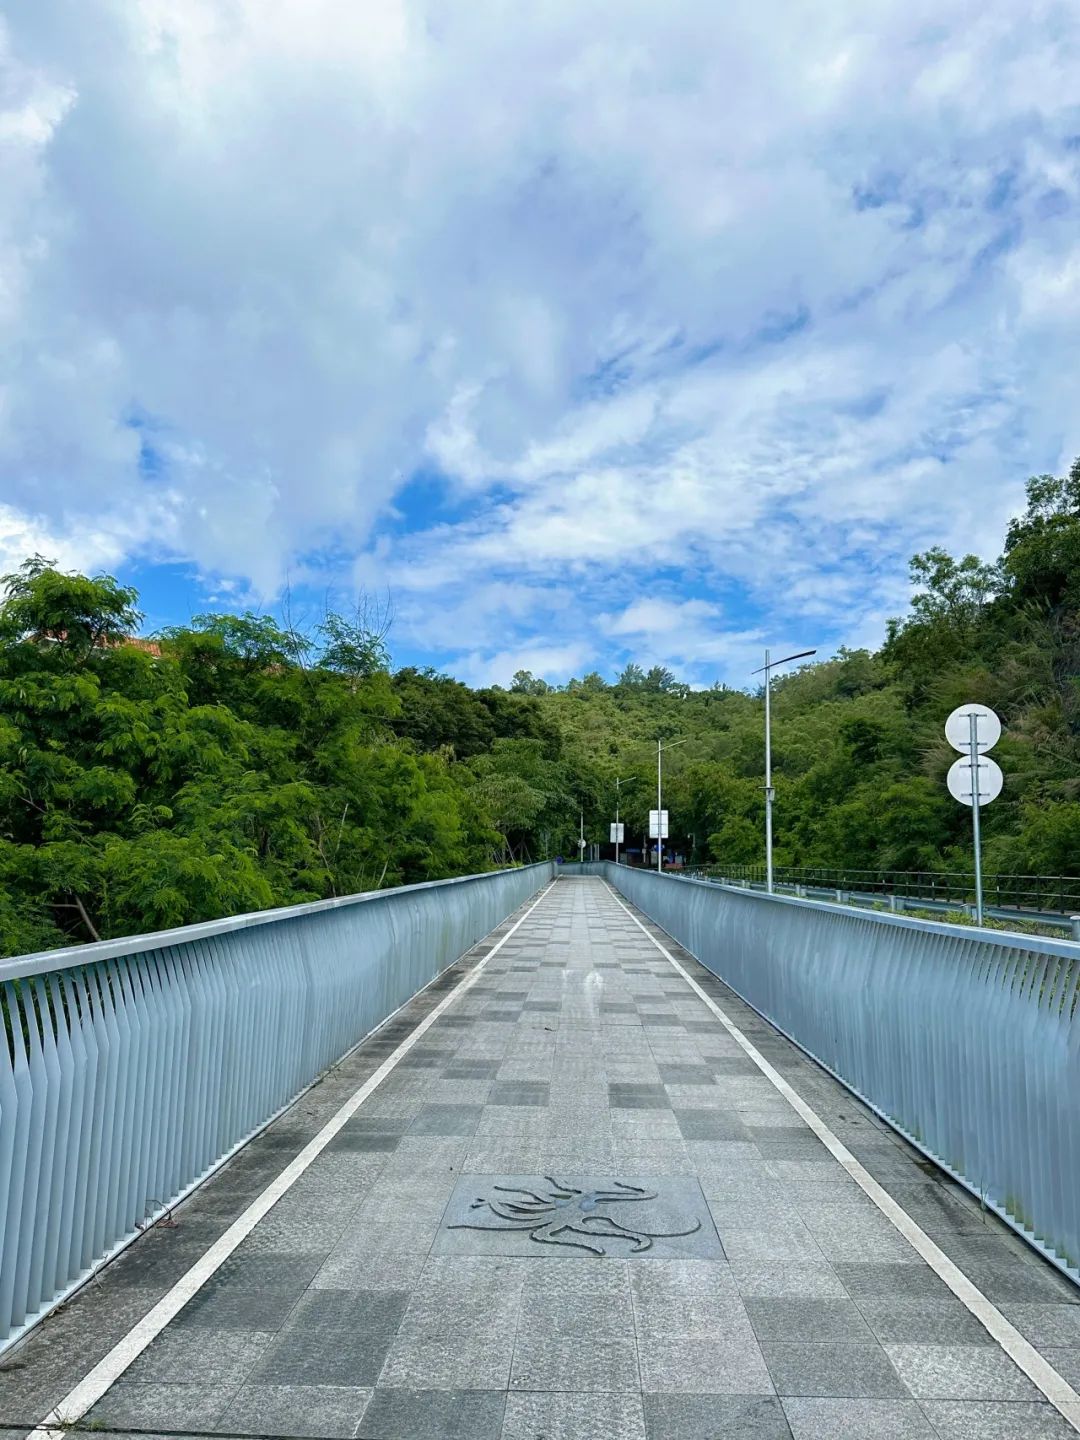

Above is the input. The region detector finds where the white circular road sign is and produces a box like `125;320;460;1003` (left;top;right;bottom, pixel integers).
945;703;1001;754
947;754;1003;807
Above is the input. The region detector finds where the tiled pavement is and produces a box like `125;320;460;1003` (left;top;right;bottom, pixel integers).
3;877;1080;1439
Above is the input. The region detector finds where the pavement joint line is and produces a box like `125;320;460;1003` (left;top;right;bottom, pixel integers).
602;878;1080;1436
24;880;559;1440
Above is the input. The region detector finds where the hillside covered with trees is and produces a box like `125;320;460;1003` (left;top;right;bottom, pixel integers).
1;462;1077;956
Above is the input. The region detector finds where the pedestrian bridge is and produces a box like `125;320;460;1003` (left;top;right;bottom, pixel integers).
4;867;1080;1439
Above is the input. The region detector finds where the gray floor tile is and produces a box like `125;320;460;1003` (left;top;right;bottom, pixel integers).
173;1280;305;1331
951;1259;1077;1304
782;1396;935;1437
760;1341;907;1398
521;1259;631;1333
90;1381;237;1430
609;1084;671;1109
746;1296;875;1343
251;1289;408;1386
630;1258;744;1336
884;1343;1041;1400
637;1334;774;1394
489;1082;551;1106
328;1131;401;1153
379;1331;516;1390
856;1295;994;1345
510;1332;639;1390
832;1262;951;1299
357;1387;505;1438
920;1399;1080;1438
502;1391;646;1440
643;1393;793;1438
674;1109;749;1141
125;1328;270;1385
409;1104;484;1135
1000;1303;1080;1348
219;1383;372;1438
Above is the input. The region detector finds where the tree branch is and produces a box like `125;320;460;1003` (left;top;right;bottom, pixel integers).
72;893;101;943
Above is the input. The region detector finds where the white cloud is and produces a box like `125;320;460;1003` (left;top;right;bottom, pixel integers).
1;0;1079;680
453;642;595;690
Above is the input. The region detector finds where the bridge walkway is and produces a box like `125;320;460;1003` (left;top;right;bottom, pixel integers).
3;877;1079;1440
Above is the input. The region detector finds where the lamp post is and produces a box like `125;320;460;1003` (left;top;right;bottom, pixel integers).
656;737;690;873
752;648;816;893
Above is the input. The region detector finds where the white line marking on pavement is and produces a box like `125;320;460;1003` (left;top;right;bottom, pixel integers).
28;881;558;1440
603;880;1080;1435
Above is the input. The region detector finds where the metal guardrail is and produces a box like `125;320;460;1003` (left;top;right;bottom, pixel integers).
0;862;552;1350
590;862;1080;1287
702;864;1080;917
686;873;1080;937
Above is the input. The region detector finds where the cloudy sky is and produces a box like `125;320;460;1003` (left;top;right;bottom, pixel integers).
2;1;1079;687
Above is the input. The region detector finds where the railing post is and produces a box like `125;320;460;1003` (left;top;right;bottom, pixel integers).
1071;915;1080;943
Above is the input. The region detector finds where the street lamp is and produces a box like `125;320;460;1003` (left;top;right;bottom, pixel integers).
751;648;816;892
656;736;690;874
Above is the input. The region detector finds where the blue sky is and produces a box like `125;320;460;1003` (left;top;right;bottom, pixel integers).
2;0;1079;687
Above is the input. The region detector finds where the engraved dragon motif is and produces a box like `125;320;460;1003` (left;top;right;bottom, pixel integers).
449;1175;701;1256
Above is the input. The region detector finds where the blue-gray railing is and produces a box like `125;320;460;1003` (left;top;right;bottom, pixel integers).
0;862;552;1349
579;862;1080;1284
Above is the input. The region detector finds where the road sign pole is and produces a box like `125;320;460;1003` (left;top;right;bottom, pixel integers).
946;704;1001;925
657;740;663;873
970;711;983;925
752;647;816;897
764;649;774;893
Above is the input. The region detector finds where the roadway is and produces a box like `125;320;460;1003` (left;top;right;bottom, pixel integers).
3;877;1078;1439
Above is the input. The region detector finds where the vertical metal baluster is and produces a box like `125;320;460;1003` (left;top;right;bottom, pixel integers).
64;972;96;1280
11;982;46;1327
0;981;26;1335
39;974;75;1310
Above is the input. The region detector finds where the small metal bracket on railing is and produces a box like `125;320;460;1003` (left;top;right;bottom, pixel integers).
888;894;904;913
835;889;850;904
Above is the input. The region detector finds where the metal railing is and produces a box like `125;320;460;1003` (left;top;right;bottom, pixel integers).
700;864;1080;917
593;862;1080;1286
0;862;552;1350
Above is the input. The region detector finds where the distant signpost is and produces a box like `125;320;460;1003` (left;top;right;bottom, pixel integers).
945;703;1003;925
649;808;669;872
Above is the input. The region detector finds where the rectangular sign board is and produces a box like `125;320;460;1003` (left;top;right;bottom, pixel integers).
609;822;625;843
648;809;669;839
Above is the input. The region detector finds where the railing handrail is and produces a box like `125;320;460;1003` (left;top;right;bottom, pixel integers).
1;861;552;982
616;866;1080;960
704;863;1080;883
691;863;1080;916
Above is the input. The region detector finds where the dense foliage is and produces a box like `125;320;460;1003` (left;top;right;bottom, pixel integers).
1;461;1077;955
